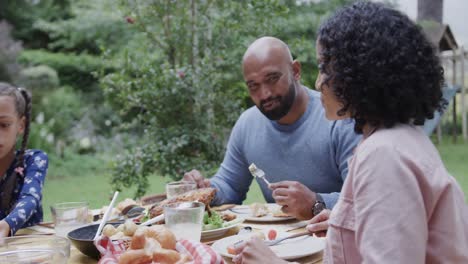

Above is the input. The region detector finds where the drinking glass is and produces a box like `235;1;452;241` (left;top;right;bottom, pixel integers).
165;181;196;199
0;249;65;264
50;202;89;237
0;235;70;264
163;202;205;242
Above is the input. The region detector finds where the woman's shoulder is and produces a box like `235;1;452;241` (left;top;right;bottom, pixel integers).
358;125;439;163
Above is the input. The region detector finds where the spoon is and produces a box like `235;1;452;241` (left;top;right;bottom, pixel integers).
94;191;119;241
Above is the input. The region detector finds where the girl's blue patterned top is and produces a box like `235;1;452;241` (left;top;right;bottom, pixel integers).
0;150;48;235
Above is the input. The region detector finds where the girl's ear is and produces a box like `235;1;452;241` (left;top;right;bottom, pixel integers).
18;116;26;135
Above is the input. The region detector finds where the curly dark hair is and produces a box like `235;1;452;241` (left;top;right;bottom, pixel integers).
317;1;446;134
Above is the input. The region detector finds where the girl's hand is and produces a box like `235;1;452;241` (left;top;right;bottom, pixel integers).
306;209;331;237
232;237;289;264
0;220;11;238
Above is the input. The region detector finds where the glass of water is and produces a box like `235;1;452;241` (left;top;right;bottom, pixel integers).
165;181;197;199
0;249;66;264
0;235;70;264
50;202;88;237
163;202;205;242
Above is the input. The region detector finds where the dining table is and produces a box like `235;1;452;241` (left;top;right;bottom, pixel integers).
15;204;324;264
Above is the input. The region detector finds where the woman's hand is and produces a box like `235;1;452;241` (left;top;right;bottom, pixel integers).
0;220;11;238
306;209;331;237
232;237;289;264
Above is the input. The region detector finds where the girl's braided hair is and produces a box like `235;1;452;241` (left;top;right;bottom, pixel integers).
0;82;32;173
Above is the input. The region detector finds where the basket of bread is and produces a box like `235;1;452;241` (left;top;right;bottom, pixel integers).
95;221;225;264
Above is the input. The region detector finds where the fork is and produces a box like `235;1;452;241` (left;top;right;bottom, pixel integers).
248;163;271;185
264;230;310;246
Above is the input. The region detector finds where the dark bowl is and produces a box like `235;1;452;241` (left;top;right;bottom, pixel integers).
67;222;121;260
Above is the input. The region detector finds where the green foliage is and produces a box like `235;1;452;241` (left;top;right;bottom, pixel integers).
41;86;83;139
19;49;113;90
27;86;83;155
33;0;133;54
0;20;22;82
18;65;59;90
104;0;291;197
0;0;72;48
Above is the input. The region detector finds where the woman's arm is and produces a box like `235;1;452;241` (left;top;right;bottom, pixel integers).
353;146;427;263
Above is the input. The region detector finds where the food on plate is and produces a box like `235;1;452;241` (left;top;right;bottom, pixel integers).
270;205;290;218
250;203;269;217
149;188;216;218
248;203;291;218
248;163;258;175
221;211;237;222
268;229;277;240
118;225;191;264
117;198;138;214
202;210;243;231
226;245;237;255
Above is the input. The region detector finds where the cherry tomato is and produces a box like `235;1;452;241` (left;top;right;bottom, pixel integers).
268;229;277;240
227;245;237;255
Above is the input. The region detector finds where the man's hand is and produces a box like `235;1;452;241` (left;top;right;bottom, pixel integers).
183;169;211;188
306;209;330;237
0;220;11;238
270;181;316;220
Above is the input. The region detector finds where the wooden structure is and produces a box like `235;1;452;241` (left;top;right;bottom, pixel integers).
422;24;467;143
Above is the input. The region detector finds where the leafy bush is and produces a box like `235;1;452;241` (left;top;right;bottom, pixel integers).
19;49;114;90
18;65;59;90
103;0;291;197
0;20;22;82
0;0;72;48
41;87;85;138
32;0;133;54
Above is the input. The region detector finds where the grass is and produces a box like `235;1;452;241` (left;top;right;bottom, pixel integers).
41;139;467;221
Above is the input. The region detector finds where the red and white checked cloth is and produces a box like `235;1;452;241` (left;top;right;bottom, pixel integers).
95;236;225;264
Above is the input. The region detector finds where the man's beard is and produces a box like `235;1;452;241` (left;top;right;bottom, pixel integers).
259;82;296;120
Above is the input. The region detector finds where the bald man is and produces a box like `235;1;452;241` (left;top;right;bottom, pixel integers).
184;37;360;220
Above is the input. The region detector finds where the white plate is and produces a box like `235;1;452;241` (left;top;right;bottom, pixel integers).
230;204;295;222
201;221;243;240
211;232;325;260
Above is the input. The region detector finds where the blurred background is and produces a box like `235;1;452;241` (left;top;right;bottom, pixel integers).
0;0;466;220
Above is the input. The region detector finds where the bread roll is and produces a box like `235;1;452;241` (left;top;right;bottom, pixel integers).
130;228;147;250
144;237;162;253
152;248;181;264
118;248;152;264
123;220;138;236
102;224;118;237
145;225;176;250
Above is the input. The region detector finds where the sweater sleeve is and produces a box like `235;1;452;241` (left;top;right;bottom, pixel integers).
319;119;360;209
4;151;48;235
210;117;253;205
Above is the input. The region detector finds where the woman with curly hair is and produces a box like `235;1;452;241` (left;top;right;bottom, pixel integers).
232;2;468;263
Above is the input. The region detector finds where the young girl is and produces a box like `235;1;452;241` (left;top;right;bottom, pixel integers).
233;2;468;263
0;82;48;237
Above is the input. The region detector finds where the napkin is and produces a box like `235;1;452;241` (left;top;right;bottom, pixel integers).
95;236;225;264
